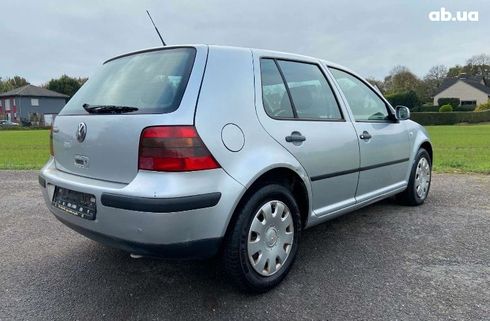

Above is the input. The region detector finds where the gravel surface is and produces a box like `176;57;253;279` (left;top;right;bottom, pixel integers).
0;171;489;321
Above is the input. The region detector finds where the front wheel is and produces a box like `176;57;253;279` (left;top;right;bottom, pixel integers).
223;184;302;293
396;148;432;206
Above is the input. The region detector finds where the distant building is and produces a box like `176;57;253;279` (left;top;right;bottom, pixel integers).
0;84;69;125
433;75;490;106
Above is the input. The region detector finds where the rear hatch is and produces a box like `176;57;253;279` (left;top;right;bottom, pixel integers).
52;46;207;184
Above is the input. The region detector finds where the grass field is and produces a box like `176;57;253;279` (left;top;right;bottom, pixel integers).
427;124;490;174
0;124;489;173
0;130;50;170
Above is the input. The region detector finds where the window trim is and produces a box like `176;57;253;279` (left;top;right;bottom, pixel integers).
328;66;397;124
259;57;346;122
273;59;298;118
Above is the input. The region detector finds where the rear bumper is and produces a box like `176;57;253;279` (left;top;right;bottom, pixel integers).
39;158;245;259
55;215;222;259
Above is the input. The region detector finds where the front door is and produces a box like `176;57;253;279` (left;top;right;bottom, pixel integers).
329;67;410;202
256;57;360;215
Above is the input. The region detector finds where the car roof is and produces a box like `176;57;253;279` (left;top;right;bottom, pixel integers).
103;44;363;80
104;44;337;66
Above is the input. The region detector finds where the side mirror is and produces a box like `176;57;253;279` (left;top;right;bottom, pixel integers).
395;105;410;120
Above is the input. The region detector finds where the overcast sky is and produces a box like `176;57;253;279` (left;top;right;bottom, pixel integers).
1;0;489;85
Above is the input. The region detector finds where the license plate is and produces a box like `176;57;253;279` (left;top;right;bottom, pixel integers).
52;187;97;220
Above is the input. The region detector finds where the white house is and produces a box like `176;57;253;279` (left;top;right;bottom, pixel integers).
433;76;490;106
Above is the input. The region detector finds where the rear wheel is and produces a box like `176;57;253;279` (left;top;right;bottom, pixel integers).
223;184;301;292
396;148;432;206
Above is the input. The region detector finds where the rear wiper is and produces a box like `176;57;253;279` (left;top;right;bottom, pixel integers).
82;103;139;114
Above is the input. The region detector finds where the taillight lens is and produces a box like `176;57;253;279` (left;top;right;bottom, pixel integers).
49;127;54;156
138;126;220;172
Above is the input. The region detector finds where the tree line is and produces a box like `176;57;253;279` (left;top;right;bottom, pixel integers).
0;75;87;100
1;53;489;109
367;53;490;109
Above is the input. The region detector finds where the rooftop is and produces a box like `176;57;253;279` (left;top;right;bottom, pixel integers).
0;84;69;98
435;76;490;96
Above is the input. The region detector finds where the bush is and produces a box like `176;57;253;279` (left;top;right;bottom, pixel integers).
437;98;460;109
475;101;490;112
411;110;490;125
412;105;439;112
439;104;453;112
454;105;476;112
385;90;420;109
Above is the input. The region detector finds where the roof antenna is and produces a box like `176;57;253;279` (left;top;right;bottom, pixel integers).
146;10;166;46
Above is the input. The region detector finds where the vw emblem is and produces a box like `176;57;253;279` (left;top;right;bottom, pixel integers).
76;122;87;143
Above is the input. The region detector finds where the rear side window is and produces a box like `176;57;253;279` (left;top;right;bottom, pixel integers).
260;58;342;120
260;59;295;118
329;68;389;121
277;61;342;120
60;48;196;115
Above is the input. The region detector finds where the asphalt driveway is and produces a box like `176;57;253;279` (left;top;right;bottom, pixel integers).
0;171;488;321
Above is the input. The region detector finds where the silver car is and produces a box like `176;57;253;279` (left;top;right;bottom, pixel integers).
40;45;432;292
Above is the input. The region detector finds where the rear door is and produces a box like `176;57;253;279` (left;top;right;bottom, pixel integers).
52;46;207;184
328;67;410;202
255;56;360;215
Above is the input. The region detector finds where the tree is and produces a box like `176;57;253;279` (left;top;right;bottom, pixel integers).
0;76;30;93
447;65;463;78
385;90;420;109
447;54;490;78
384;65;422;94
423;65;448;98
384;65;428;102
466;53;490;77
365;77;385;93
45;75;87;99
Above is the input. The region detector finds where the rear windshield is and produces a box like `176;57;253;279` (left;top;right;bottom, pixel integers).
60;47;196;115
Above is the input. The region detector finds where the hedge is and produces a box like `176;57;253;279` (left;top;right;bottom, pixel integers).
411;110;490;125
411;105;476;112
437;98;460;109
0;126;51;131
454;105;476;112
412;105;439;112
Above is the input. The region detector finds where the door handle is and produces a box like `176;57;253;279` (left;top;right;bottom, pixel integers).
285;132;306;143
359;131;372;140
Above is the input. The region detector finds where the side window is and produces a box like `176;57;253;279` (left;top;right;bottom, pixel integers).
329;68;389;121
277;60;342;120
260;59;294;118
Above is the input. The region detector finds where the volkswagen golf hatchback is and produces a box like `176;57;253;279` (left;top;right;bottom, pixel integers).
40;45;432;292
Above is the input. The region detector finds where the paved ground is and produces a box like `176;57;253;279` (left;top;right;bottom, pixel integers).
0;171;489;321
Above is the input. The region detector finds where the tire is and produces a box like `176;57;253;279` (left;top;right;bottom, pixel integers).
396;148;432;206
223;183;302;293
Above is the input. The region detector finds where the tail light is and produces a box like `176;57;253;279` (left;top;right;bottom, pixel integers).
49;126;54;156
138;126;220;172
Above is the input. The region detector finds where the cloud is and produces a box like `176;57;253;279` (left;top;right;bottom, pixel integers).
1;0;489;84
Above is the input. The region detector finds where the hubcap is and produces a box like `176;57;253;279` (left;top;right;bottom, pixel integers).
415;157;431;199
247;200;294;276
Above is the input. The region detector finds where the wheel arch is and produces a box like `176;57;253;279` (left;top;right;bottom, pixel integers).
420;141;433;164
222;166;311;245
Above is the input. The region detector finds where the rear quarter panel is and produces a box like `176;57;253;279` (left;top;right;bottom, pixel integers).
194;46;313;223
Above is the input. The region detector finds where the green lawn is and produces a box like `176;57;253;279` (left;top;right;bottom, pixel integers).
0;130;50;170
427;123;490;174
1;125;489;173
